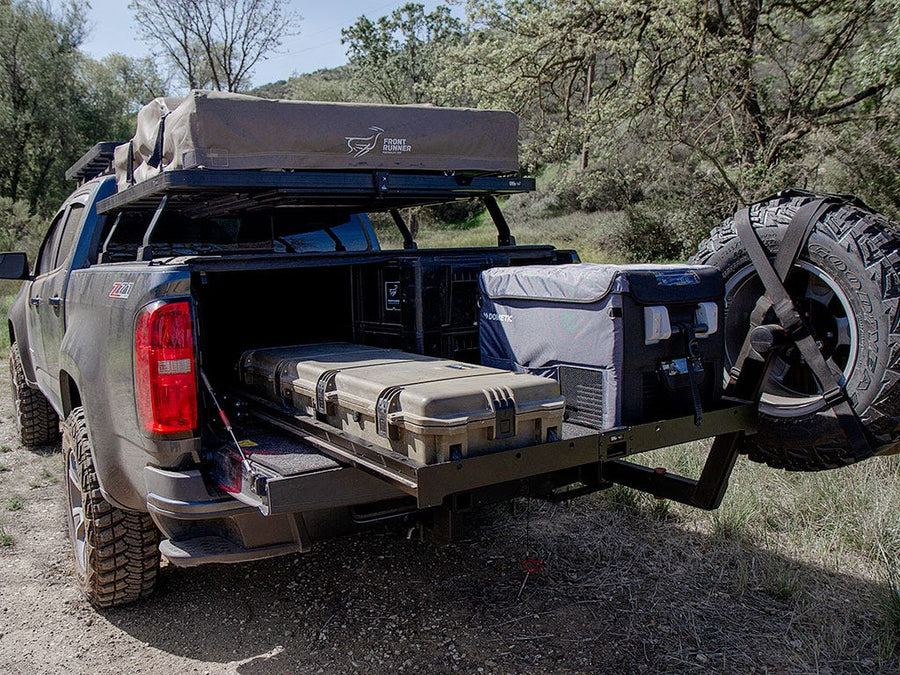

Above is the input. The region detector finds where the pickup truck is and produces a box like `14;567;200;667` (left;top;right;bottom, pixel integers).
3;94;897;609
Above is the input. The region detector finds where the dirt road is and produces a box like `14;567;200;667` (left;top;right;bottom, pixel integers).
0;358;896;674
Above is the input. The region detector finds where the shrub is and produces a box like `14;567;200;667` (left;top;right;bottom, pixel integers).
551;166;647;213
617;175;735;263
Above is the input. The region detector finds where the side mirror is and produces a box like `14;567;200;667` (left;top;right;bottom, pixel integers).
0;252;30;280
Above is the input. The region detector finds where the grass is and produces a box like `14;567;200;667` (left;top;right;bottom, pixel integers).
0;291;14;357
609;443;900;652
6;495;22;511
372;197;628;263
0;520;12;547
882;546;900;639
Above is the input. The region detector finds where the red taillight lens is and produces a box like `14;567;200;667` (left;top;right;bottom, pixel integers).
135;301;197;435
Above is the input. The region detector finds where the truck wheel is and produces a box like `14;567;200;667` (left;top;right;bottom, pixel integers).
692;191;900;470
63;407;160;607
9;342;59;447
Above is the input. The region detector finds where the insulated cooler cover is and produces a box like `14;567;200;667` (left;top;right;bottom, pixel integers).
478;263;725;430
238;343;564;466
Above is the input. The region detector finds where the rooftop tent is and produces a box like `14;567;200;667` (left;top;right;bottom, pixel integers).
113;91;520;191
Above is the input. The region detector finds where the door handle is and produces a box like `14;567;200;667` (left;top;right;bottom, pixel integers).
48;296;61;308
29;297;40;307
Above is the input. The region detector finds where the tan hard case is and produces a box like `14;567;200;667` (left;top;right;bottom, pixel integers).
239;343;564;466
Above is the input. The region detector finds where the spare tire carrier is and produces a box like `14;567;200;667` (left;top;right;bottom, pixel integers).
727;195;875;461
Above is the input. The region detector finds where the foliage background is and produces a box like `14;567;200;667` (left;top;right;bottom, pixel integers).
0;1;895;661
2;0;899;263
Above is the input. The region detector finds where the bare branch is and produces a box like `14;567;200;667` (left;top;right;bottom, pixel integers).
128;0;299;91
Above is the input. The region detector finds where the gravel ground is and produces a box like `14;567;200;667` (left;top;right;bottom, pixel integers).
0;358;897;674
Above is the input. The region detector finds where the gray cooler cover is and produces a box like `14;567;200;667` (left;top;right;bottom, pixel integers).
114;91;520;191
478;263;718;429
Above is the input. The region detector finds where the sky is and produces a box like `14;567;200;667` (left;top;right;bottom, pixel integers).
79;0;459;89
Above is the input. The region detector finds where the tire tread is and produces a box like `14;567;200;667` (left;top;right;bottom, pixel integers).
64;407;159;607
9;343;59;447
692;192;900;470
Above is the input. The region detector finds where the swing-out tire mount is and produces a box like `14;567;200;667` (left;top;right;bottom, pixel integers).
693;189;900;471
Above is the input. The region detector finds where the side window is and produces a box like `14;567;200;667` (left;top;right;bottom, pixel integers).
35;213;66;277
53;203;85;269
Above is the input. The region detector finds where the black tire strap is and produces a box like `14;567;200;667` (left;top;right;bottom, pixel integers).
729;198;832;378
732;202;873;458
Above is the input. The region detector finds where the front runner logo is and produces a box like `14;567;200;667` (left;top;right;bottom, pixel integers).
345;126;384;157
345;126;413;157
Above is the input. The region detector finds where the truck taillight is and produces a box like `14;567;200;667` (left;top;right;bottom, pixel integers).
134;301;198;435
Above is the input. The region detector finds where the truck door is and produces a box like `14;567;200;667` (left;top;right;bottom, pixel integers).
27;201;86;410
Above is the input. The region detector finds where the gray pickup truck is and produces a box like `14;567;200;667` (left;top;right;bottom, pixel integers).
3;94;898;609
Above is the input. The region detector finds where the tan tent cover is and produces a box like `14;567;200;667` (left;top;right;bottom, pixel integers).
113;90;520;191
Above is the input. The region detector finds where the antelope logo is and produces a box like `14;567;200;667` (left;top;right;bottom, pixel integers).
345;126;384;157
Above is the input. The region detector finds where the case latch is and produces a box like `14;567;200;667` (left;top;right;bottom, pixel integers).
315;370;339;416
487;388;517;439
376;387;404;438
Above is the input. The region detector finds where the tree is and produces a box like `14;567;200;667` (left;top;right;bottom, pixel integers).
342;3;462;104
447;0;900;203
78;53;170;151
129;0;299;92
0;0;89;212
0;1;167;219
93;53;170;114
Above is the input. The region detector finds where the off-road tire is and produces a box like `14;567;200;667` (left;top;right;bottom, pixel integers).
692;191;900;470
63;406;160;607
9;342;59;447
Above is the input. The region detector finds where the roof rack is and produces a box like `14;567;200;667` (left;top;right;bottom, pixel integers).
65;142;120;184
96;169;535;217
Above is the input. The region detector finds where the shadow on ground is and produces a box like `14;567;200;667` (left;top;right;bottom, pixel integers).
100;496;898;674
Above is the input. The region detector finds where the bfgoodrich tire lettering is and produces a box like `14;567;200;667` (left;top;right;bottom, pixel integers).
692;192;900;470
9;342;59;447
63;406;160;607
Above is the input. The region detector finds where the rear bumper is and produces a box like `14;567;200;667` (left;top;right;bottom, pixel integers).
145;466;253;520
143;464;409;567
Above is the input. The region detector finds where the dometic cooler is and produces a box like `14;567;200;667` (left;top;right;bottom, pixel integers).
238;343;564;466
478;263;726;430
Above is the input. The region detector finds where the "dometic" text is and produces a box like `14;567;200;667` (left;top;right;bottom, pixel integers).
482;311;513;323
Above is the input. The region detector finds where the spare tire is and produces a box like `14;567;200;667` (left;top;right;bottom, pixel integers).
691;190;900;470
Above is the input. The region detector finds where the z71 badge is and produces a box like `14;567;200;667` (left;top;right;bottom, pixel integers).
108;282;134;299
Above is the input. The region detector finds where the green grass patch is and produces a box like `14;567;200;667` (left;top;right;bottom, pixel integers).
609;446;900;592
6;495;22;511
0;521;13;547
370;195;628;263
0;292;15;357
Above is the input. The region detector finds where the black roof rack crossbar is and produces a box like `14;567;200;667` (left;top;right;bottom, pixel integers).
96;169;535;216
66;142;120;184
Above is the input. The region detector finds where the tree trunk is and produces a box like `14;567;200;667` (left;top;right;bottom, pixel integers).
581;57;595;171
